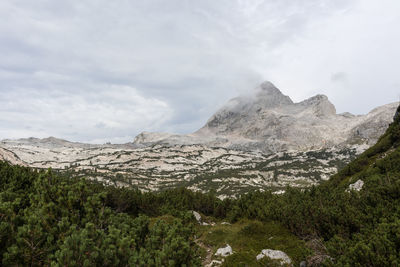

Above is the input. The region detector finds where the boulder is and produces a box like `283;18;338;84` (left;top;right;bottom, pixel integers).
192;211;202;224
348;179;364;191
256;249;292;265
205;260;223;267
215;244;233;257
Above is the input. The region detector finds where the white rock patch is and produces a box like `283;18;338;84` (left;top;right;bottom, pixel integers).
0;136;371;198
215;244;233;257
272;190;286;195
192;211;202;224
348;179;364;191
256;249;292;265
205;260;223;267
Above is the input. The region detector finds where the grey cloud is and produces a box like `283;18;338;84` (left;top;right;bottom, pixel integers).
331;72;348;83
0;0;398;142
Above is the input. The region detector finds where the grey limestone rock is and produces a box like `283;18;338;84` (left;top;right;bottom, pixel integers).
256;249;292;265
215;244;233;257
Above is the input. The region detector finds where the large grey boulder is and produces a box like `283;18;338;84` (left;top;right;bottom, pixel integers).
348;179;364;192
256;249;292;265
215;244;233;257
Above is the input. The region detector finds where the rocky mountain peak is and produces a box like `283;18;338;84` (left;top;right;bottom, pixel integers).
133;131;174;145
297;94;336;117
133;81;397;153
199;82;294;134
301;94;329;104
255;81;293;106
259;81;280;93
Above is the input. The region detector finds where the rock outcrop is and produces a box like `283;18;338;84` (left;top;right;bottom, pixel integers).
192;211;202;224
348;179;364;192
215;244;233;257
256;249;292;265
0;138;360;197
0;147;26;166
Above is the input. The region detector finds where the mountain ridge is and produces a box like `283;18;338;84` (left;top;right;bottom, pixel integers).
134;81;398;153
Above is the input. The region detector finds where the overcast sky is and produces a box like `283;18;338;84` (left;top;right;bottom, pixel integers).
1;0;399;143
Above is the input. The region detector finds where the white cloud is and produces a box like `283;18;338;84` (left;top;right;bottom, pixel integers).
258;0;400;114
0;83;172;143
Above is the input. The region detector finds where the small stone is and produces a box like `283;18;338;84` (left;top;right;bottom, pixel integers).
272;190;286;195
205;260;223;267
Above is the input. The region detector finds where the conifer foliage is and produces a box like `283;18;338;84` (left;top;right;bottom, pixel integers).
0;164;200;266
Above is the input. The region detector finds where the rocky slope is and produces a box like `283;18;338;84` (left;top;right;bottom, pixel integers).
0;137;361;197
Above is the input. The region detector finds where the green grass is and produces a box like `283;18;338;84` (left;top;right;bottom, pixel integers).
196;219;310;266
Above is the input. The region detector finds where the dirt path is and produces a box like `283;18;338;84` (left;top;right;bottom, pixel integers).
195;239;214;266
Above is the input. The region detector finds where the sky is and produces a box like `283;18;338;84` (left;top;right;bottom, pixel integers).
0;0;399;143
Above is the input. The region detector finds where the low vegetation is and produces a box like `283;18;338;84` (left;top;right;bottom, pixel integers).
197;220;309;266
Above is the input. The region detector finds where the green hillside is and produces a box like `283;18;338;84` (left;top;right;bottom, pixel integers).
1;105;400;266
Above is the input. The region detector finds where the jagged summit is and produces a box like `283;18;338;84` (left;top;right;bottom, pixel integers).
201;81;292;131
259;80;276;89
133;81;397;153
299;94;330;106
258;81;286;96
296;94;336;117
255;81;293;106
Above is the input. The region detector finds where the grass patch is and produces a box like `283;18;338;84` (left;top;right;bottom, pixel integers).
196;219;310;266
149;214;177;228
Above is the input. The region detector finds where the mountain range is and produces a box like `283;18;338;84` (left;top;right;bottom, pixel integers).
134;81;397;152
0;81;397;196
